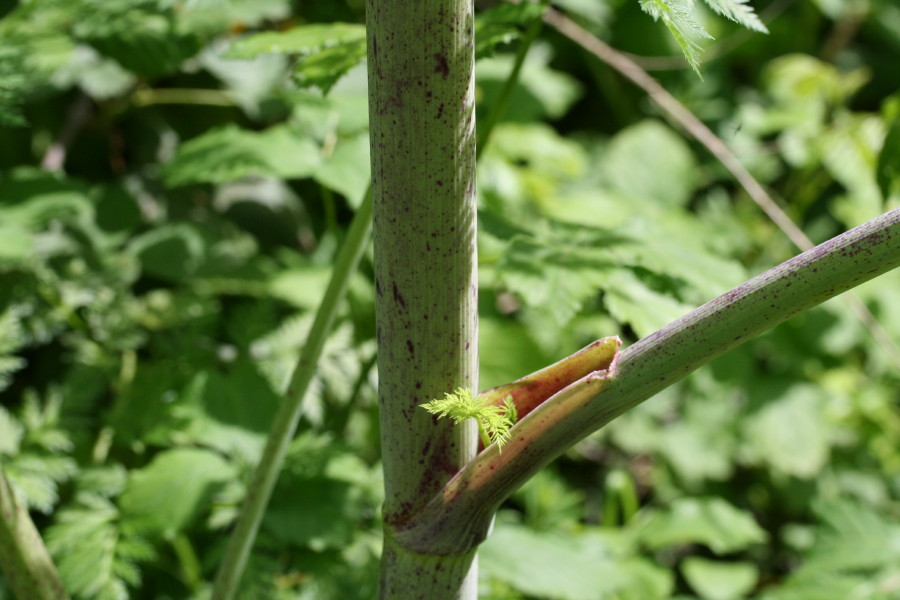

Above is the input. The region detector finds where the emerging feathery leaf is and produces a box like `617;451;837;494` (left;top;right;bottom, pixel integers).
421;389;518;451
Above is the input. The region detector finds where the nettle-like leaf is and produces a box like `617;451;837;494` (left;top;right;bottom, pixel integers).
639;0;712;74
225;23;366;94
163;124;322;187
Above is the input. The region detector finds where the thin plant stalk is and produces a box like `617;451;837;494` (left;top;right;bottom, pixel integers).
211;189;373;600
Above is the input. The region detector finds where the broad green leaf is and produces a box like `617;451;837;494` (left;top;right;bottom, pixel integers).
263;433;380;549
128;223;206;281
73;1;205;78
475;1;546;59
163;124;322;187
682;557;758;600
603;269;694;337
481;521;673;600
601;120;699;208
292;38;366;93
226;23;367;92
168;363;282;461
476;44;582;121
313;133;371;208
119;447;234;539
638;497;767;554
226;23;366;59
740;384;830;478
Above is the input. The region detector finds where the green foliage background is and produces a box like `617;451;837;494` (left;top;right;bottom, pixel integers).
0;0;899;598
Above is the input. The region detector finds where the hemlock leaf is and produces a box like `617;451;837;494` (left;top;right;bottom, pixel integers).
639;0;712;74
46;494;155;600
702;0;768;33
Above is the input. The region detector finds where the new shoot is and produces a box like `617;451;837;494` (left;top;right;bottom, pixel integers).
421;389;517;451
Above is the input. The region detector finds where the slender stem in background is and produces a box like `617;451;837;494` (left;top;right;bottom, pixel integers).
130;88;236;108
543;7;900;370
395;208;900;555
210;188;373;600
475;2;545;159
0;465;69;600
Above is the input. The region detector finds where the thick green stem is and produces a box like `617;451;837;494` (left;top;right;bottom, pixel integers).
211;190;373;600
396;208;900;555
0;464;69;600
366;0;479;598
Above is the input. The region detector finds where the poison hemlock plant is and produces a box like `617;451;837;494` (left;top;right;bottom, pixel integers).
0;1;899;600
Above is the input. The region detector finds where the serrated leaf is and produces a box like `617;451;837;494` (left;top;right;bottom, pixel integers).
0;407;23;455
638;497;767;554
498;235;614;326
46;495;154;600
119;447;234;539
702;0;768;33
163;124;322;187
603;269;694;337
639;0;713;74
292;38;366;93
5;454;78;512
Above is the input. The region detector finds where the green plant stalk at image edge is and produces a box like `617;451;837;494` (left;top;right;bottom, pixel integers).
0;465;69;600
